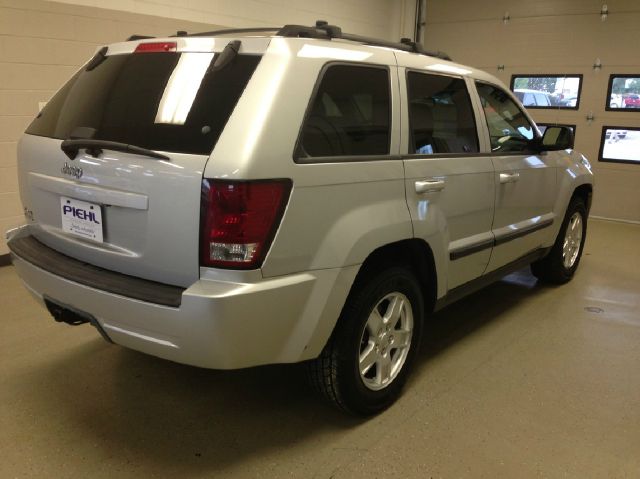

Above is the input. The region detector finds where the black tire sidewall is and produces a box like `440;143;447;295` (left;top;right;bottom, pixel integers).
334;267;424;415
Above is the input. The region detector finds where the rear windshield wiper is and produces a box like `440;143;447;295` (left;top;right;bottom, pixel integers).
85;46;109;71
61;139;170;161
208;40;241;73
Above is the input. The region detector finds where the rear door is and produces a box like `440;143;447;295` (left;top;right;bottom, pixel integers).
18;38;266;287
401;69;495;290
474;82;557;271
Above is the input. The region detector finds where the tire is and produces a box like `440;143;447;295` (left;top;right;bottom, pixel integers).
307;266;424;416
531;197;587;284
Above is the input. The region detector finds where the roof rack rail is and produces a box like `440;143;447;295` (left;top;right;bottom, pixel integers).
276;20;452;61
167;20;452;61
126;34;155;41
189;27;280;37
399;37;451;61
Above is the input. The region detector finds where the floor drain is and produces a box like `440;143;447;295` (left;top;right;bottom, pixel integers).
585;306;604;313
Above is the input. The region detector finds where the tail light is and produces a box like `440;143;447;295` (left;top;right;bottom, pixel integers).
200;179;292;269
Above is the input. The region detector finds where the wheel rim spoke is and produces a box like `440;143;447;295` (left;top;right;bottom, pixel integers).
366;309;384;336
376;355;392;385
359;344;378;376
392;329;411;349
384;296;405;329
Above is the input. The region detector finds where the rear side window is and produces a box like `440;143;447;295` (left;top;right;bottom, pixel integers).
26;52;262;155
299;64;390;158
407;72;478;154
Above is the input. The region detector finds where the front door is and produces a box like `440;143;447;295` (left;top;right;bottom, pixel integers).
474;82;557;272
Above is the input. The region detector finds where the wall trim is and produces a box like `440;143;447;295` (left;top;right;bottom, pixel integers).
0;254;10;267
590;215;640;225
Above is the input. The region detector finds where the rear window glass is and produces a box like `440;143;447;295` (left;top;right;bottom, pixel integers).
26;52;261;155
299;64;390;158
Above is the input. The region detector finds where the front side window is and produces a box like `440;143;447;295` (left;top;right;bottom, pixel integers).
407;72;478;154
476;82;536;153
299;64;390;158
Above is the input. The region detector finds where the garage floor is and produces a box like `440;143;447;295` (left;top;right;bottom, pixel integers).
1;218;639;478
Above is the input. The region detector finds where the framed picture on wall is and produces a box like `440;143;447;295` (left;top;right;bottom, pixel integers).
510;74;583;110
606;74;640;111
598;126;640;165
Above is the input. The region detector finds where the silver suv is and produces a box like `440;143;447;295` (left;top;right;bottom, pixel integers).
6;22;593;415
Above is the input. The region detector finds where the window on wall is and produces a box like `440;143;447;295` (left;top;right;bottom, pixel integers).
406;72;479;154
599;126;640;164
298;64;390;159
606;75;640;111
538;123;576;136
476;82;536;153
510;74;583;110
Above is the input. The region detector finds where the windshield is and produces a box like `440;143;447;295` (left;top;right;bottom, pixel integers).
26;52;262;155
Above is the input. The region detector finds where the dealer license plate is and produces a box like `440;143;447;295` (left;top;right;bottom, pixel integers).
60;196;104;243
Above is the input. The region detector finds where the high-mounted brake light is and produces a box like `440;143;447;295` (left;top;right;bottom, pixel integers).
200;179;292;269
134;42;177;53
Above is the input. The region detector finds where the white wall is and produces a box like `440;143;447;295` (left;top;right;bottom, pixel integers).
0;0;222;255
0;0;412;255
52;0;400;39
424;0;640;222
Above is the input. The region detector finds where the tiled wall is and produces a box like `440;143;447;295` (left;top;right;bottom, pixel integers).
425;0;640;222
0;0;225;255
0;0;403;256
52;0;400;40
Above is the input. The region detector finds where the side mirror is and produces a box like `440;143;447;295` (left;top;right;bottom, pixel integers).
541;126;574;151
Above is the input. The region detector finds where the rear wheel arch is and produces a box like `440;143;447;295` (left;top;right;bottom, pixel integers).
306;240;441;413
351;238;437;315
308;262;426;414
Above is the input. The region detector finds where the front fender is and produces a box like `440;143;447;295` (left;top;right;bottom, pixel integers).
551;149;594;239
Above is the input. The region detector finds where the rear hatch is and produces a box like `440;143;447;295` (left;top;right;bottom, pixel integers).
18;37;267;287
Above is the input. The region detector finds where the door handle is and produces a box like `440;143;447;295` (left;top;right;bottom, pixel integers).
499;172;520;184
415;179;445;194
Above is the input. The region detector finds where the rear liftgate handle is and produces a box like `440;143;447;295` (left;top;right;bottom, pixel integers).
415;179;445;194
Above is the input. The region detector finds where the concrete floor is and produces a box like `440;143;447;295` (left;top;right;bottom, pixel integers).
1;218;639;478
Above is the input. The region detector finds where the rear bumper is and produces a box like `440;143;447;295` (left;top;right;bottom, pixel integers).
7;226;358;369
